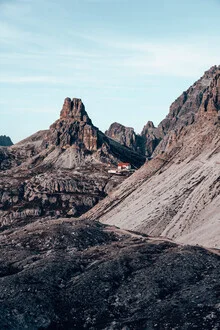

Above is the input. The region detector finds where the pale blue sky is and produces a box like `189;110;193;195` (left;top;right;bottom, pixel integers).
0;0;220;143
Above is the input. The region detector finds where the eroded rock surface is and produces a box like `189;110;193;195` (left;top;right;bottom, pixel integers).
0;219;219;330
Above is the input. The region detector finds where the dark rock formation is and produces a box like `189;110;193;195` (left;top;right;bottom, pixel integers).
0;135;13;146
141;121;163;157
105;122;144;154
105;122;135;146
0;218;219;329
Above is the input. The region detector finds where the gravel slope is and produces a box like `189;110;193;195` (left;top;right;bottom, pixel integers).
83;119;220;248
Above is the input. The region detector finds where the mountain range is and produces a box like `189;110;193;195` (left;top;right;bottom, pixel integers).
0;65;220;330
105;65;220;158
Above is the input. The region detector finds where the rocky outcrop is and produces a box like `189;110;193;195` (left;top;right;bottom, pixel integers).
199;66;220;116
105;121;163;157
45;98;99;151
0;218;219;330
141;121;163;157
0;135;13;146
0;148;15;170
105;122;144;154
0;168;105;229
153;65;220;155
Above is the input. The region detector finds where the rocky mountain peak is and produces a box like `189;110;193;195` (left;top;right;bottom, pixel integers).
203;64;220;78
45;97;98;150
146;120;155;128
140;121;163;157
151;65;220;155
105;122;146;154
38;97;145;169
166;65;220;125
141;121;156;134
60;97;92;124
105;122;135;143
0;96;146;226
198;67;220;117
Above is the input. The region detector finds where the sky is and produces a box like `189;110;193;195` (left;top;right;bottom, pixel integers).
0;0;220;143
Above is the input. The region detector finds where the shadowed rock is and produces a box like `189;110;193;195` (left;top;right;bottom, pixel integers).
0;135;13;146
0;219;219;330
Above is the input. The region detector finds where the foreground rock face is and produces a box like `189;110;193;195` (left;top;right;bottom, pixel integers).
0;99;145;227
0;218;219;330
0;135;13;146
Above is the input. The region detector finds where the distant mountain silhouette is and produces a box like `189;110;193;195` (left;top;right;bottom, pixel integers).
0;135;13;146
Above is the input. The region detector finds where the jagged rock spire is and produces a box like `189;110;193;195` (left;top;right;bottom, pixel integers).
60;98;92;124
44;97;98;150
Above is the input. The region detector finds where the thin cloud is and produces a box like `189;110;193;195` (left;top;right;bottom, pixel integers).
0;0;32;17
0;76;71;84
0;106;57;114
77;33;220;77
2;5;218;80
